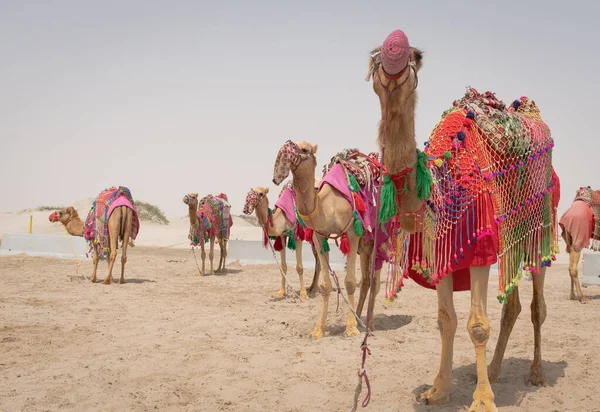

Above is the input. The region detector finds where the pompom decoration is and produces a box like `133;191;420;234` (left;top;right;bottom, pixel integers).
273;236;284;251
466;111;475;119
434;158;443;167
339;233;350;256
304;227;314;243
457;131;466;141
443;151;452;160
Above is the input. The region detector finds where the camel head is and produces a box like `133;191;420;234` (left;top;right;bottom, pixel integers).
243;187;269;216
272;140;317;185
48;207;79;225
367;29;423;110
183;193;199;208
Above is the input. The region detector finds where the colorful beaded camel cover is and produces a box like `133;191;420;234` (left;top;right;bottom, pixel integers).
83;186;140;254
573;187;600;250
391;89;560;303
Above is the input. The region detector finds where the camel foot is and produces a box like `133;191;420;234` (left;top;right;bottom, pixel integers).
579;296;590;304
102;278;113;285
119;278;125;284
569;293;577;301
526;363;548;387
310;323;325;339
272;289;286;299
468;399;498;412
344;325;360;337
417;383;451;405
488;365;500;384
299;290;308;300
90;276;96;283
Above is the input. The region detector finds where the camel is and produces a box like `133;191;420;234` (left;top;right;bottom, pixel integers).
367;30;560;411
48;186;139;284
243;183;320;299
272;141;390;338
559;186;600;303
183;193;232;275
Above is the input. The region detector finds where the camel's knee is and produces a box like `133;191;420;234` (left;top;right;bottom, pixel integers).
296;265;303;276
344;279;357;295
109;250;118;263
121;255;127;265
201;251;206;260
569;267;578;279
468;310;490;345
530;298;547;325
438;307;458;336
281;263;288;273
209;252;214;261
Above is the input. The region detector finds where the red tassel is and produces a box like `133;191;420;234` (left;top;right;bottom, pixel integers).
263;230;269;248
296;224;305;241
304;228;314;243
353;193;366;216
273;236;284;251
340;233;350;256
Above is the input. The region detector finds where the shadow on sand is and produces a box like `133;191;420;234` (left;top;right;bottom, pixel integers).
411;357;567;410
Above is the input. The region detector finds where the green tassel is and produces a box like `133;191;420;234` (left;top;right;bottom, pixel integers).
415;150;433;200
204;234;209;243
268;235;277;240
286;230;296;250
295;210;306;227
353;212;364;237
379;175;398;224
321;237;330;254
348;173;360;192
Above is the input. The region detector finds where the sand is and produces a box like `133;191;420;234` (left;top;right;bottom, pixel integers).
1;244;600;412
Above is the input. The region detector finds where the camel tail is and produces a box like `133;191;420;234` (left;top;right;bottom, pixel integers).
119;206;127;246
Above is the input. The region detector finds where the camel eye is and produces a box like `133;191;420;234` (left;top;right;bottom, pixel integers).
301;148;308;153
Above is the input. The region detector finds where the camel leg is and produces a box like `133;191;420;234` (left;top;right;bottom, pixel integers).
103;208;121;285
527;266;548;386
221;239;228;272
307;244;320;294
200;241;206;275
344;232;360;337
417;273;457;405
208;236;216;276
216;239;224;272
119;208;133;284
356;246;371;318
273;237;287;299
569;250;587;303
467;265;497;412
296;241;308;300
90;244;99;283
488;286;521;383
310;233;331;339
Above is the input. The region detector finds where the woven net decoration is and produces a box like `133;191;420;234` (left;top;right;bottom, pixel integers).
573;187;600;250
200;195;232;240
84;186;137;256
389;88;560;303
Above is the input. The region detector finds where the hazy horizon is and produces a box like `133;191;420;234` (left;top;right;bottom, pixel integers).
2;1;599;219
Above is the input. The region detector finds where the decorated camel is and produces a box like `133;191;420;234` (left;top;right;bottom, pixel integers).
242;182;320;299
48;186;140;284
183;193;232;275
272;140;391;338
366;30;560;411
559;186;600;303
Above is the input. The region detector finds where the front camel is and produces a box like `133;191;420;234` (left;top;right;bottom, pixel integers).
368;30;560;412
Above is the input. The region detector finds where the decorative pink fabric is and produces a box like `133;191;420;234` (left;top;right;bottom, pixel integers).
560;200;594;252
381;29;411;75
274;187;297;224
107;196;141;240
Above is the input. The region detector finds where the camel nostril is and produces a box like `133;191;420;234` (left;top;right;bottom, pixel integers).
272;179;277;185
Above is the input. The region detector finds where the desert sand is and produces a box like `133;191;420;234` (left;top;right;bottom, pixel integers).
1;206;600;411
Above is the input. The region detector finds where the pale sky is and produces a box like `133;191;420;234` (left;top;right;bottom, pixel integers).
1;0;598;219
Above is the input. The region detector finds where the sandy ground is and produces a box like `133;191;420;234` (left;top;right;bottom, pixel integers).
1;246;600;412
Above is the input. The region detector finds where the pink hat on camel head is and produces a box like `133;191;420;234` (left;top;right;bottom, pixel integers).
380;29;411;75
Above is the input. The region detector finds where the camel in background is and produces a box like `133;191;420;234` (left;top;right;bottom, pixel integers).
183;193;232;275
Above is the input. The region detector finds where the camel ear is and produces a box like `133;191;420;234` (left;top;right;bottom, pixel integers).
312;144;318;154
264;188;269;194
366;46;381;81
411;47;423;71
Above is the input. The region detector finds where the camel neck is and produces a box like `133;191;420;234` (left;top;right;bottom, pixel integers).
65;218;84;237
379;94;418;174
292;166;316;217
